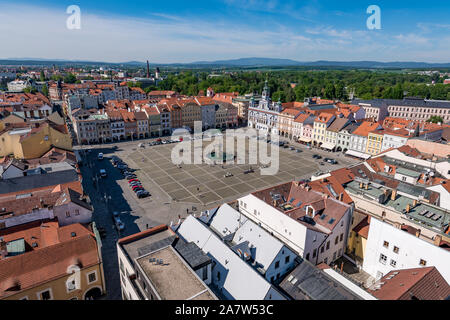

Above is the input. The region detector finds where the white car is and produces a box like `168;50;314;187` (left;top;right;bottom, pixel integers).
98;153;104;160
100;169;107;178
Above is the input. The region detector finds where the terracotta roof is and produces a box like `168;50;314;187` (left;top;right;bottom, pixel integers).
252;181;351;233
0;221;99;298
134;111;148;121
315;113;335;123
281;108;302;117
352;121;381;137
368;267;450;300
353;215;370;238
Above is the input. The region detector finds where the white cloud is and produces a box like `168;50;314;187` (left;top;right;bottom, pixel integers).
0;4;448;63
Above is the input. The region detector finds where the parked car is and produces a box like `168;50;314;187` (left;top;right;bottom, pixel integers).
136;190;150;198
114;217;124;231
99;169;107;178
130;183;143;188
328;159;338;165
290;146;295;150
313;154;322;159
296;149;302;153
97;153;104;161
128;178;140;183
132;185;143;191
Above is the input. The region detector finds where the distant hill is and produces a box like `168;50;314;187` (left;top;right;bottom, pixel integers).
1;57;450;69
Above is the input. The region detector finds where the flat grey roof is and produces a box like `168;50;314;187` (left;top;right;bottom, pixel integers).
279;260;362;300
136;246;216;300
0;169;79;195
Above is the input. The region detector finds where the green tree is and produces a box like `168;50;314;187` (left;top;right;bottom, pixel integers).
40;71;46;82
23;87;37;93
63;73;77;84
427;116;444;123
41;84;49;97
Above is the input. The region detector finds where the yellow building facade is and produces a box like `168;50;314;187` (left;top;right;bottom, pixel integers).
2;264;105;300
366;131;384;155
0;122;72;159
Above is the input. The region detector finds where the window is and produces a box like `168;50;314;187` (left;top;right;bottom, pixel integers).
320;246;324;254
38;289;52;300
66;211;71;217
285;256;290;264
217;271;221;281
393;246;399;254
119;259;124;274
419;259;427;266
305;253;310;261
313;249;317;258
87;271;97;284
274;261;280;269
390;260;397;267
335;236;339;245
326;241;330;250
339;233;344;242
66;279;76;292
379;254;387;265
202;267;208;281
383;241;389;248
75;209;80;216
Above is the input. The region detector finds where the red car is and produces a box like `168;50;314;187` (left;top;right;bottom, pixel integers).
128;179;140;183
132;185;143;191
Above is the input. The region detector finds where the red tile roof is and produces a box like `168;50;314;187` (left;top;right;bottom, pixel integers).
0;221;99;298
368;267;450;300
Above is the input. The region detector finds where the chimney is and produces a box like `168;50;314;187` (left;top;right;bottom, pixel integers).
365;184;369;190
339;193;344;201
415;229;421;238
0;237;7;259
412;199;418;208
406;204;411;213
434;235;442;247
359;182;364;189
391;189;397;201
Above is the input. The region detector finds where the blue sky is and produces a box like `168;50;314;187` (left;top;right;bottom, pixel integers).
0;0;449;62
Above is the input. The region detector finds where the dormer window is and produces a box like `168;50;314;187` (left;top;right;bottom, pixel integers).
306;206;314;217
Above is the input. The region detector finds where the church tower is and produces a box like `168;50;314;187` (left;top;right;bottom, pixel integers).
262;80;270;101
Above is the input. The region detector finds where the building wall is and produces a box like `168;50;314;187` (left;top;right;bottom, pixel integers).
117;244;142;300
264;247;296;283
427;184;450;210
0;132;24;158
238;194;307;256
20;125;72;159
381;134;408;151
53;202;92;226
363;217;450;283
2;264;104;300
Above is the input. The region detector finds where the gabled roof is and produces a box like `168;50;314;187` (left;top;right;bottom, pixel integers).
177;215;278;300
368;267;450;300
0;222;98;298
